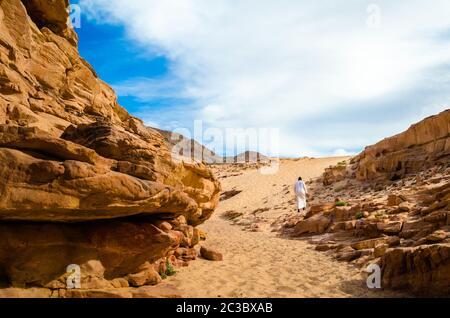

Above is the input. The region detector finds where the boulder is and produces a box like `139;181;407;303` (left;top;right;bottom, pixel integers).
426;230;448;243
335;246;366;262
387;195;406;207
0;288;53;298
381;244;450;295
374;244;389;258
400;219;438;239
423;211;448;224
293;213;331;236
327;206;355;222
0;220;179;287
398;202;414;212
0;125;219;224
59;284;182;298
315;244;338;252
304;203;335;219
376;221;403;235
127;263;162;287
323;165;348;186
351;236;400;250
174;248;197;262
111;278;129;289
200;246;223;261
355;220;381;238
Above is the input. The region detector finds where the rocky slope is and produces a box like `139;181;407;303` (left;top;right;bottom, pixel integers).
157;128;223;164
282;110;450;296
157;130;270;165
0;0;220;297
355;110;450;181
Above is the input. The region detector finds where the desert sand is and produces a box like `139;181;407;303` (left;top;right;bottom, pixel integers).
167;157;405;298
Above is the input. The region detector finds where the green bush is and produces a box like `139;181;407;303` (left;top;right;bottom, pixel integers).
166;259;176;277
355;212;364;220
159;268;167;280
335;201;348;207
159;259;176;279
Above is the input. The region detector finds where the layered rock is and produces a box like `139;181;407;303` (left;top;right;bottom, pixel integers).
381;244;450;296
355;110;450;181
284;110;450;296
0;0;128;136
0;0;220;296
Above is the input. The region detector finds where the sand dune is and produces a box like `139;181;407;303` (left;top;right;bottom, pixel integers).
167;158;405;298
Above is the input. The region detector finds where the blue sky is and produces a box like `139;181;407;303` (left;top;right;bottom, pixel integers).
72;1;174;115
73;0;450;157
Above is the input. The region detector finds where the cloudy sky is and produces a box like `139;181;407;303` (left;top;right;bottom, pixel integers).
74;0;450;157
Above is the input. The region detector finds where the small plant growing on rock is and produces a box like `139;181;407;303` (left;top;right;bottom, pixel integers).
159;259;177;279
166;259;176;277
335;201;349;207
159;268;167;280
355;212;364;220
337;161;347;167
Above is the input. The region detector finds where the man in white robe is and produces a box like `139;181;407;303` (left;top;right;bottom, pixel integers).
294;177;308;212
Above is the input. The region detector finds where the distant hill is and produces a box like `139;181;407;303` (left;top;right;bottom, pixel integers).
157;130;270;165
156;129;224;164
225;151;270;164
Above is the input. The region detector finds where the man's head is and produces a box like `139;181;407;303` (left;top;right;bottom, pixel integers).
298;177;302;181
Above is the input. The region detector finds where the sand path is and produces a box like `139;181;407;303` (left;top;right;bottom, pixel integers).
167;158;403;297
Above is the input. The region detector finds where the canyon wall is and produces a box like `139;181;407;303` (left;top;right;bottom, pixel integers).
300;109;450;295
355;110;450;181
0;0;220;295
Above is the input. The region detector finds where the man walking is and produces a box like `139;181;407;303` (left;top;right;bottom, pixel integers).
294;177;308;213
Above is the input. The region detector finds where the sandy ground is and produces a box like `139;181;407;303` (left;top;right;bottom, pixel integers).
167;157;404;298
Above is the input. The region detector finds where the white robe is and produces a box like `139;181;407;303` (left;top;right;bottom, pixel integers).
294;181;308;210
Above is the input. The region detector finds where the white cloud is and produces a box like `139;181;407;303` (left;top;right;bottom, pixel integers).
333;149;355;157
80;0;450;156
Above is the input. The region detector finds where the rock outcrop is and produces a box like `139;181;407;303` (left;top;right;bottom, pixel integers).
381;244;450;296
283;109;450;296
0;0;220;297
355;110;450;181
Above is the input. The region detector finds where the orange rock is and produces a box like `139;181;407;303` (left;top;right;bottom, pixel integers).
381;244;450;295
0;0;220;295
355;110;450;181
200;246;223;261
293;213;331;236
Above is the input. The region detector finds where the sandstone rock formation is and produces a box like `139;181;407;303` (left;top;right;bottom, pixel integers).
354;110;450;181
381;244;450;295
284;110;450;296
200;246;223;261
0;0;220;297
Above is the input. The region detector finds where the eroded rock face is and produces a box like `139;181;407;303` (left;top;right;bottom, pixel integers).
61;122;220;225
381;244;450;296
354;110;450;181
0;0;220;295
0;220;179;287
0;125;213;223
0;0;129;136
285;110;450;296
